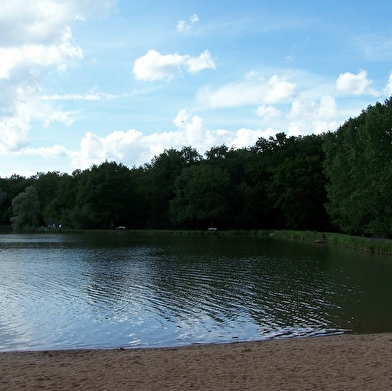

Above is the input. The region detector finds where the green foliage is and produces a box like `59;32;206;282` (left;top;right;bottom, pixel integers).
3;98;392;238
11;186;41;232
170;164;231;228
323;98;392;237
0;134;331;232
72;161;137;229
145;147;202;229
0;188;6;205
271;230;392;254
247;133;330;230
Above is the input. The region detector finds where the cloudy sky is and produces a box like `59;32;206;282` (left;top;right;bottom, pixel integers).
1;0;392;177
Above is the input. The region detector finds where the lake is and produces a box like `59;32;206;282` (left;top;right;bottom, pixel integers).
1;233;391;352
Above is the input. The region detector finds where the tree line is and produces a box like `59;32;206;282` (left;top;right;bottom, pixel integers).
1;97;392;237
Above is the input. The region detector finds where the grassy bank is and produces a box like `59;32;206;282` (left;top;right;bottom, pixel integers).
88;228;392;255
86;229;272;236
3;226;392;256
271;230;392;255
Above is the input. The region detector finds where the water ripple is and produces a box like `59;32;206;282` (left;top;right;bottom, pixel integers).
1;234;392;350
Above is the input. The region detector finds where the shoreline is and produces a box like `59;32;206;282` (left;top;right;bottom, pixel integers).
1;333;392;390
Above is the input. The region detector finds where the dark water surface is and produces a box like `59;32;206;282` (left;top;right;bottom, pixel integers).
1;233;391;351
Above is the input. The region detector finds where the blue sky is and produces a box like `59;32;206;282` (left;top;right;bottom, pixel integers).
1;0;392;177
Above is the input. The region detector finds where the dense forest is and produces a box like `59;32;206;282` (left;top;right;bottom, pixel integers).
1;98;392;237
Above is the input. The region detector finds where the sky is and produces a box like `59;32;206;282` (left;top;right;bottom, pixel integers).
1;0;392;177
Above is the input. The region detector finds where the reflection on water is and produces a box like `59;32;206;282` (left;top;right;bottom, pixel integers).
0;233;392;351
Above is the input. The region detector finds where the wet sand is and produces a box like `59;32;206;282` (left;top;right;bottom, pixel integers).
1;333;392;390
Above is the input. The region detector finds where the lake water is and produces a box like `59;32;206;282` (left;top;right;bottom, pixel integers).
1;233;392;352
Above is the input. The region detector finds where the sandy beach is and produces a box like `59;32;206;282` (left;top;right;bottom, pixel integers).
1;333;392;390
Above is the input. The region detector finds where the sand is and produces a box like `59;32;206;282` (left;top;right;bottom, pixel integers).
1;333;392;390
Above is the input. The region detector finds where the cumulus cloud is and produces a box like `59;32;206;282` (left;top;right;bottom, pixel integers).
336;70;372;95
133;50;215;81
0;0;116;47
0;82;75;153
186;50;216;73
231;128;268;147
288;95;337;136
0;29;83;79
70;129;146;169
177;14;199;33
383;73;392;96
0;111;31;153
0;0;115;155
197;75;298;109
255;105;281;121
10;108;278;174
68;110;272;170
23;145;69;158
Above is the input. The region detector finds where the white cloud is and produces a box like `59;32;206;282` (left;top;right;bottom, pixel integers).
231;128;267;148
177;14;199;33
173;109;191;127
133;50;184;81
383;73;392;96
42;92;115;101
186;50;216;73
190;14;199;23
43;110;75;127
24;145;69;158
336;70;372;95
133;50;215;81
264;75;298;103
70;129;146;169
0;0;116;47
0;83;74;153
0;0;116;154
68;111;270;170
197;75;298;109
288;95;337;136
177;21;188;33
0;27;83;79
255;105;281;121
0;111;31;153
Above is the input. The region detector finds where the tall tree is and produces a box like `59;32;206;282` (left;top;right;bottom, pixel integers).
0;188;6;205
146;148;196;229
323;98;392;237
32;171;62;225
0;175;31;226
267;134;329;230
205;146;251;228
71;161;136;229
247;133;329;230
11;186;41;232
42;173;77;228
170;164;231;229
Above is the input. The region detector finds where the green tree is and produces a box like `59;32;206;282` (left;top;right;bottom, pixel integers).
0;175;31;226
42;172;77;228
0;187;7;227
146;147;201;228
323;98;392;237
205;145;253;229
267;134;329;230
71;161;136;229
11;186;41;232
0;188;6;205
170;164;231;229
247;133;329;230
32;171;63;225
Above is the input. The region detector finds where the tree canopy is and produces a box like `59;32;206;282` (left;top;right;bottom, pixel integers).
323;98;392;237
1;98;392;237
10;186;41;232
